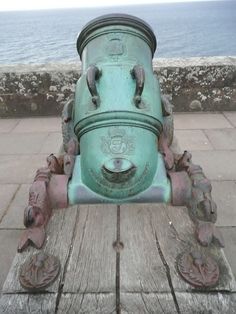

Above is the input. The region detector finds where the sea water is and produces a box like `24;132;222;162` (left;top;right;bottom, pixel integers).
0;1;235;64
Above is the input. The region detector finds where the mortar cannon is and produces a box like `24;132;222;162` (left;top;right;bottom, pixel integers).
18;14;224;287
69;14;169;203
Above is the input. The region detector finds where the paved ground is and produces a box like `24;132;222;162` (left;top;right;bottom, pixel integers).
0;112;236;291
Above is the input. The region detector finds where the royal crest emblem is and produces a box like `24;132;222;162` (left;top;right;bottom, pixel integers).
101;127;135;155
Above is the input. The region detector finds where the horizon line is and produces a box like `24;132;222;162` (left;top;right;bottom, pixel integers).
0;0;225;13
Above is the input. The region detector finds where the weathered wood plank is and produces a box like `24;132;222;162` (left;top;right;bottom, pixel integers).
121;293;178;314
0;294;57;314
58;293;116;313
63;204;117;293
121;292;236;314
176;292;236;314
120;204;171;292
120;204;236;295
2;206;78;293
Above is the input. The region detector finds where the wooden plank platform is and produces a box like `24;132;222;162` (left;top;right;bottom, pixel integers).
0;204;235;313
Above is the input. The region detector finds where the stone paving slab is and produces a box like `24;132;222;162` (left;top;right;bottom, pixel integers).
205;129;236;150
0;154;48;184
191;151;236;180
175;129;213;151
0;133;48;155
39;132;62;154
212;181;236;227
224;112;236;127
0;119;19;133
12;117;61;133
0;184;19;222
0;184;29;229
0;229;22;291
174;113;233;130
219;227;236;278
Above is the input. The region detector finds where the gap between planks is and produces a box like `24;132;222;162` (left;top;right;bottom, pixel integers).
55;208;80;313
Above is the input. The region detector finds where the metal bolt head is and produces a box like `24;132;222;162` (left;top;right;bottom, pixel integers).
19;252;60;291
176;251;219;288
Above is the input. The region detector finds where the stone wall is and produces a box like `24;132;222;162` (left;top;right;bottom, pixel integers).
0;57;235;117
154;57;236;112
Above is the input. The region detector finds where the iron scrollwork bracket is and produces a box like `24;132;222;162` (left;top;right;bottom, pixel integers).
173;151;224;248
158;118;224;249
17;138;78;252
159;131;224;288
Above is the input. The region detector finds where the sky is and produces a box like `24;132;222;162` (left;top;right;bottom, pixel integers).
0;0;221;12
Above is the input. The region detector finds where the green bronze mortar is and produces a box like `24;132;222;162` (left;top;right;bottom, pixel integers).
69;14;171;202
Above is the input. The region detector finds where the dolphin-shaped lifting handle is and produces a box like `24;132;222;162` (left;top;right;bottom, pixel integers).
86;65;102;108
131;64;145;108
